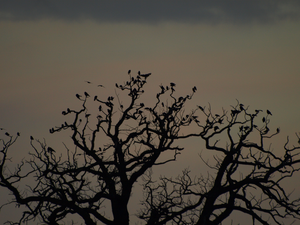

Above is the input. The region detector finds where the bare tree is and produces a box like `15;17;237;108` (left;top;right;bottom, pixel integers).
1;72;300;225
138;103;300;225
0;72;198;225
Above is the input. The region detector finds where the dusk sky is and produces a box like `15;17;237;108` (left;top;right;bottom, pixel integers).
1;1;300;224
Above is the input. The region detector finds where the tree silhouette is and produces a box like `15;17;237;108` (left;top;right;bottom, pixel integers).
138;102;300;225
1;72;300;225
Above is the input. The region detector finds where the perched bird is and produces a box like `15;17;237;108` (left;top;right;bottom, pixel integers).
17;132;20;136
76;94;81;100
197;105;204;111
170;82;176;87
231;110;241;116
99;105;102;111
5;132;10;136
192;86;197;92
47;147;55;153
240;104;244;111
128;70;131;75
277;128;280;133
115;83;118;88
30;136;34;140
94;95;98;101
262;117;266;123
267;110;272;116
84;92;90;98
140;73;151;79
138;71;141;75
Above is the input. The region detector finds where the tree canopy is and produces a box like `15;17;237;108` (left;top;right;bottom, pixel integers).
1;71;300;225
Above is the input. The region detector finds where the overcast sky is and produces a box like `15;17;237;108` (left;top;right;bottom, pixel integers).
1;1;300;224
1;0;300;24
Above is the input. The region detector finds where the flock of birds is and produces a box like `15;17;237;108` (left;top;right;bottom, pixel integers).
1;70;283;148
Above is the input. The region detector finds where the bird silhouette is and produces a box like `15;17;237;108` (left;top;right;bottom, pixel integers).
170;82;176;87
192;86;197;92
267;110;272;116
138;71;141;75
197;105;204;111
47;147;55;153
76;94;81;100
30;136;34;140
94;96;98;101
128;70;131;75
84;92;90;98
140;73;151;79
240;104;244;111
98;84;104;87
5;132;10;136
17;132;20;136
85;81;91;84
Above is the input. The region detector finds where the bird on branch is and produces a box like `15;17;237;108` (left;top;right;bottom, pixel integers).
139;73;151;79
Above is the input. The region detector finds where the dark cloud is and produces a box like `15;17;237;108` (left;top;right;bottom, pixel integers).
1;0;300;24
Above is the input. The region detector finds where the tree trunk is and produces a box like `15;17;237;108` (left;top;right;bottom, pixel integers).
111;197;129;225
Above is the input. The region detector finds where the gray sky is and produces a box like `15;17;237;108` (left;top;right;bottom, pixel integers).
1;1;300;224
1;0;300;24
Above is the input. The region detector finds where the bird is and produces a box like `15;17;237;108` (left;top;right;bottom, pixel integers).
140;73;151;79
17;132;20;136
231;110;241;116
197;105;204;111
170;82;176;87
98;84;104;87
84;92;90;98
267;110;272;116
277;128;280;133
240;104;244;111
76;94;81;100
85;81;91;84
47;147;55;153
94;96;98;101
128;70;131;75
138;71;141;75
262;117;266;123
5;132;10;136
30;136;34;140
192;86;197;92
